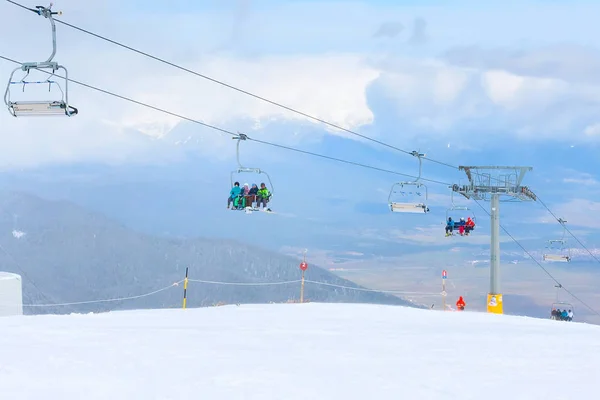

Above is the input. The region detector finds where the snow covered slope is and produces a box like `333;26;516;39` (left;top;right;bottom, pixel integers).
1;303;598;399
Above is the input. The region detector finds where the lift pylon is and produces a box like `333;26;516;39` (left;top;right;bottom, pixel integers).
452;166;536;314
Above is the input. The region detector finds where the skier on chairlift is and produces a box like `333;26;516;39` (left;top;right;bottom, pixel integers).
227;182;242;209
445;217;454;236
458;218;466;235
465;217;475;235
256;182;272;212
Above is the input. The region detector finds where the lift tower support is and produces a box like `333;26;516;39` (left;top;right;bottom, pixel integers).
451;166;537;314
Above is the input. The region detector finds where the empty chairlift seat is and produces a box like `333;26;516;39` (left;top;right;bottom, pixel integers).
388;183;429;213
387;151;430;214
3;5;78;117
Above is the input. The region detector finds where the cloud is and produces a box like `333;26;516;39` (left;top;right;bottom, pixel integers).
584;123;600;137
408;18;428;45
366;52;600;142
373;21;404;39
537;199;600;229
562;172;599;187
2;0;600;171
442;45;600;86
0;47;380;166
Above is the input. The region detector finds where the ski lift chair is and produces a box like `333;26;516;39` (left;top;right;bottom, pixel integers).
4;4;78;117
444;189;477;235
543;253;571;263
388;182;429;213
229;134;274;212
542;219;572;262
542;240;571;262
550;302;574;321
388;151;429;213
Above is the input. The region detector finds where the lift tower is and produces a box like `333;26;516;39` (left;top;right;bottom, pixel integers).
451;166;537;314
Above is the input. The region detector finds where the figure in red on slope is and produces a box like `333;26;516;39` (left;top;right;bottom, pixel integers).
456;296;466;311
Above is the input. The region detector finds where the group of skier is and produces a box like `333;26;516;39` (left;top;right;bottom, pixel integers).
227;182;271;211
551;308;573;321
445;217;475;236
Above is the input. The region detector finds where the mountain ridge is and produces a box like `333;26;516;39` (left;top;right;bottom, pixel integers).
0;191;420;314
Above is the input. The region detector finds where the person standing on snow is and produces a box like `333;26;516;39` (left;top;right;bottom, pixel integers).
456;296;466;311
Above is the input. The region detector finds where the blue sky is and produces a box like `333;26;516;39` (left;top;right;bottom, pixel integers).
1;0;600;314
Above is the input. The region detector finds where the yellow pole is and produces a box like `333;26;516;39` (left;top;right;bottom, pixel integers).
182;267;189;309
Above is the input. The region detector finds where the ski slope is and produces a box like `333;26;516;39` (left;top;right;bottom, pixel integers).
1;303;598;399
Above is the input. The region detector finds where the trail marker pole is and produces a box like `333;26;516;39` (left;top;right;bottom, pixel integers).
182;267;189;309
299;249;308;303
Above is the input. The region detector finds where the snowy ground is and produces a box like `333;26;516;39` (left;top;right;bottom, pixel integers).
1;303;599;399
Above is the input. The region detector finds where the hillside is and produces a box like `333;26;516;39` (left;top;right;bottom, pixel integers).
0;191;416;314
1;303;598;399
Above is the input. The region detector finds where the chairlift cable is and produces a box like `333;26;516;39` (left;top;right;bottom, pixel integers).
250;138;451;185
4;0;516;190
2;5;591;239
4;3;598;313
0;54;451;186
0;53;589;241
4;0;34;12
1;52;596;317
1;0;470;172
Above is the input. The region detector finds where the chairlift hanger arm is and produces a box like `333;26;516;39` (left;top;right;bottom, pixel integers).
409;150;425;183
230;132;274;194
17;3;64;67
232;132;260;172
558;218;568;240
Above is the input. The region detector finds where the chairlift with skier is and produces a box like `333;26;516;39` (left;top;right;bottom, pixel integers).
444;189;476;236
229;133;273;214
550;284;574;321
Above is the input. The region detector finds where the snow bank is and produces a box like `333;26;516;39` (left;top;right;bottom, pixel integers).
0;271;22;316
0;303;598;399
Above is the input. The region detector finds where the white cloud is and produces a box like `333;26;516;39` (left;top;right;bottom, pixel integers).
127;54;380;137
584;123;600;137
555;169;599;187
481;70;527;108
0;47;380;166
537;199;600;229
369;55;600;141
2;0;600;169
0;1;383;168
563;177;599;186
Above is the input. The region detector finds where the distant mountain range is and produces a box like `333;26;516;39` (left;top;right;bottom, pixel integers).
0;191;420;315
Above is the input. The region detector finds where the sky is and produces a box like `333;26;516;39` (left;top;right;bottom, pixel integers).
0;0;599;314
